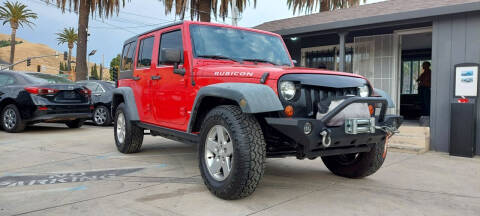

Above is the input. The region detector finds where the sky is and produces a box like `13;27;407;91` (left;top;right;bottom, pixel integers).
0;0;386;66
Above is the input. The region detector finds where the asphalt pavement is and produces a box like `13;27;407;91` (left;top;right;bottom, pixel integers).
0;123;479;216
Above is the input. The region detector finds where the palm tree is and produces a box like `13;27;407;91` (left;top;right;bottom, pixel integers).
56;27;78;71
0;1;37;69
158;0;256;22
287;0;365;14
47;0;125;81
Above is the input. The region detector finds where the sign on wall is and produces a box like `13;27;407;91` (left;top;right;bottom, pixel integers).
455;64;479;97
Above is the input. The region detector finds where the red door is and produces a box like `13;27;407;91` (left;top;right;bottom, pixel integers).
151;27;189;130
133;33;157;124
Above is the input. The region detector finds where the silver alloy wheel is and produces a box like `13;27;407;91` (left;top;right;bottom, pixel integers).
3;108;17;130
116;112;126;144
94;107;108;125
205;125;234;181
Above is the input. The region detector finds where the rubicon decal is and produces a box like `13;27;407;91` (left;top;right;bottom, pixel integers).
214;72;254;77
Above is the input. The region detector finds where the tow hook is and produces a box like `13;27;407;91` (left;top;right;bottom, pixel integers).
320;129;332;148
374;126;399;158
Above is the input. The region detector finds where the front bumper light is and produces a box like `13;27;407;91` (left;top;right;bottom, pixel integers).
358;85;370;97
279;81;296;101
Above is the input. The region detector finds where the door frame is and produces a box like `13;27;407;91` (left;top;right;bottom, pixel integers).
393;27;433;115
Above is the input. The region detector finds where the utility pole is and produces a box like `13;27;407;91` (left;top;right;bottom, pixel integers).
232;0;239;26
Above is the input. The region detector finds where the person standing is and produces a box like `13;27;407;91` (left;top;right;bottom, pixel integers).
417;62;431;116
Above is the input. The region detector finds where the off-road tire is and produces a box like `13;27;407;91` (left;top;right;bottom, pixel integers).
321;140;387;178
93;105;112;126
1;104;26;133
199;105;266;200
114;103;143;153
65;119;85;128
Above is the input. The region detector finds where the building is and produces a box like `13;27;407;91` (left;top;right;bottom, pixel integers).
255;0;480;155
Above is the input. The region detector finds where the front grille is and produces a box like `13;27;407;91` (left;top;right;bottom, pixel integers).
303;86;358;117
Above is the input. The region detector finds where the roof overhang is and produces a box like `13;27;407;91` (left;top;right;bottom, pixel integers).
272;1;480;36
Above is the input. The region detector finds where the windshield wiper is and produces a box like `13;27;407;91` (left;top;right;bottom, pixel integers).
197;55;241;63
242;58;280;66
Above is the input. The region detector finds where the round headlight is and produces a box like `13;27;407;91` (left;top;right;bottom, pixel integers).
358;85;370;97
279;81;296;101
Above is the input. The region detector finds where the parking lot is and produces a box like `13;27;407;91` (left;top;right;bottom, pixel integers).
0;124;479;216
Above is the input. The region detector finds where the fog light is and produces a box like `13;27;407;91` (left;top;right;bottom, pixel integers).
304;122;312;135
284;105;294;117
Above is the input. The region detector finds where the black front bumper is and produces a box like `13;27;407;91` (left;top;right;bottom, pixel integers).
265;97;403;158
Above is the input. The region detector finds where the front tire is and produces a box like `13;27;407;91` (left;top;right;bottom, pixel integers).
114;103;143;153
321;140;387;178
1;104;26;133
93;105;112;126
199;105;266;200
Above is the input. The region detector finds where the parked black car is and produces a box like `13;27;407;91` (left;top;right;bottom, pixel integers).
0;71;92;132
76;80;115;126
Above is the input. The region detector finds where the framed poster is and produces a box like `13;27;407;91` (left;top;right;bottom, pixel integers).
455;64;478;97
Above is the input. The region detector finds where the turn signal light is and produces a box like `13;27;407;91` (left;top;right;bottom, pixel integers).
284;105;294;117
368;105;375;116
25;87;59;95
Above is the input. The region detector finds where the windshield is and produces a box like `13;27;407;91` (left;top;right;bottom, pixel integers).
26;73;73;84
190;25;292;66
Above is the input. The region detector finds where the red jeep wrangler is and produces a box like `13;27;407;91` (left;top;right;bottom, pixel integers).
113;21;402;200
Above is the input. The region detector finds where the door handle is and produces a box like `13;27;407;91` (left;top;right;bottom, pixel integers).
132;76;141;81
151;75;162;80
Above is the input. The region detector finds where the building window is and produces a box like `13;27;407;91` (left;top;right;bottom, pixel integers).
401;50;431;94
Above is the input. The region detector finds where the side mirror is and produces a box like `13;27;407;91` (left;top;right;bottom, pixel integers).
373;88;395;108
292;60;298;65
160;48;182;64
160;48;185;75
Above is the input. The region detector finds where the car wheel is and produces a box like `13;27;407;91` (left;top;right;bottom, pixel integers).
199;105;266;200
321;140;386;178
65;119;85;128
93;105;112;126
114;103;143;153
1;104;26;133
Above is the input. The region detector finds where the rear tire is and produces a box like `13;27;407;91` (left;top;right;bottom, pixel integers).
93;105;112;126
199;105;266;200
321;140;386;178
1;104;26;133
114;103;143;153
65;119;85;128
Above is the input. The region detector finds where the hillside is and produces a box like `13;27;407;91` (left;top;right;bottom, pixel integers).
0;33;109;80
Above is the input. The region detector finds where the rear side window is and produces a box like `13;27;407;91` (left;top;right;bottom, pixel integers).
158;30;183;65
121;42;136;71
136;37;154;68
0;74;16;86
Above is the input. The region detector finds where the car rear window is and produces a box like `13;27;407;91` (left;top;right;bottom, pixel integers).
26;73;73;84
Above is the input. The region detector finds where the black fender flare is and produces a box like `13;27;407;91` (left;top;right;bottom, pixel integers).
187;83;283;133
111;87;140;121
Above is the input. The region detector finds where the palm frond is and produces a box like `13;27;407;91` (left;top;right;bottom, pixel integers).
0;1;38;29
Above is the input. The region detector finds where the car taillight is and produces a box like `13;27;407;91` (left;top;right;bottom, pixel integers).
80;88;91;96
25;87;59;95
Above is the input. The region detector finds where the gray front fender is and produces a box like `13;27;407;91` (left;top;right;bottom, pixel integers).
195;83;283;113
187;83;284;133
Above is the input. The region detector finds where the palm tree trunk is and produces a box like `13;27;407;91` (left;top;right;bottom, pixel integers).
76;0;90;81
67;46;72;71
321;0;331;11
9;27;17;70
199;0;211;22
